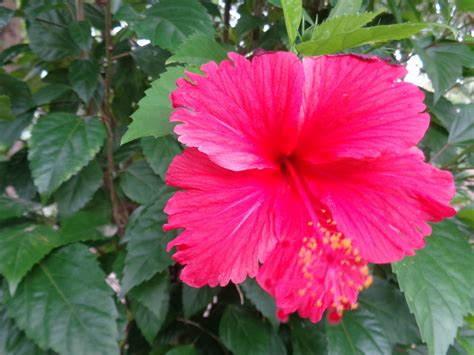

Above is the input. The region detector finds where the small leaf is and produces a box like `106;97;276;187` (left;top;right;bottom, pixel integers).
132;0;214;51
0;95;15;121
0;6;14;29
219;306;287;355
182;284;219;318
448;104;474;146
121;192;175;295
417;44;474;102
28;113;106;196
32;84;72;106
120;160;165;205
326;307;392;355
129;272;170;344
241;279;278;327
68;59;100;103
0;224;60;295
290;318;327;355
122;67;188;144
165;345;197;355
0;73;35;115
0;196;36;221
27;20;79;61
297;22;425;55
4;244;119;355
142;136;182;181
281;0;302;47
392;220;474;355
68;21;92;51
55;159;103;216
59;211;107;244
167;33;229;66
131;44;170;79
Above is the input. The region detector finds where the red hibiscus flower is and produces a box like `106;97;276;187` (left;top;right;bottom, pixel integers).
164;52;455;322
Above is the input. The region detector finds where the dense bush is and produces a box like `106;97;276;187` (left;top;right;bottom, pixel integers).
0;0;473;354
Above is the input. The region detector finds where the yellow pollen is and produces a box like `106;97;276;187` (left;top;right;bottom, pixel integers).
322;209;326;213
354;248;359;255
348;280;354;287
298;289;306;296
355;256;362;263
331;220;337;225
326;219;332;224
323;237;329;244
360;265;369;276
317;222;321;227
351;303;359;310
364;275;374;288
315;300;322;307
307;221;313;226
341;239;351;248
330;287;336;294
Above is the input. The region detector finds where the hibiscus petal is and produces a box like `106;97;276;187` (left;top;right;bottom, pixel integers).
297;54;430;163
170;52;304;171
300;149;456;263
164;148;295;287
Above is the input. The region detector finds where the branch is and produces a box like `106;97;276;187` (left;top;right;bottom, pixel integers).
223;0;231;43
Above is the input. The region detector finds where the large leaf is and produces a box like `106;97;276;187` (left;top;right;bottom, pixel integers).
359;278;420;346
119;160;165;205
68;59;100;104
418;44;474;102
219;306;286;355
448;104;474;146
281;0;302;46
55;159;103;216
59;211;108;244
142;136;182;181
4;149;37;200
68;21;93;51
0;95;15;121
27;20;79;61
122;67;186;144
28;113;106;196
392;220;474;355
129;272;170;344
290;318;327;355
182;284;219;318
133;0;214;51
326;307;392;355
0;73;35;115
167;33;229;66
5;244;119;355
241;279;278;327
32;84;72;106
0;307;51;355
121;191;175;295
0;224;60;295
297;22;426;55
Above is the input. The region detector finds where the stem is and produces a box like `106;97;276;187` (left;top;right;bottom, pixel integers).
177;317;228;352
223;0;231;43
101;0;127;236
252;0;263;49
75;0;84;21
431;143;449;163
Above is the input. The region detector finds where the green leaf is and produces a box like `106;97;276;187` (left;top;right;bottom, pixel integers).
0;73;35;115
0;307;51;355
219;306;287;355
297;22;426;55
310;12;380;41
456;0;474;11
122;67;187;144
133;0;214;51
0;6;14;29
142;136;182;181
167;33;229;66
330;0;362;18
392;220;474;355
0;95;15;121
241;279;278;327
68;21;92;51
29;113;106;196
59;211;107;244
120;160;164;205
121;192;175;295
55;159;103;216
68;59;100;103
32;84;72;106
281;0;302;47
0;196;36;221
0;224;60;295
0;112;33;150
290;318;327;355
5;149;37;200
448;104;474;146
4;244;119;355
27;20;80;61
131;44;169;79
129;272;170;344
417;44;474;102
358;278;420;346
182;284;219;318
326;307;392;355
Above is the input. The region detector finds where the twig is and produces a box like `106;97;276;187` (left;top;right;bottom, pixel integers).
235;284;244;305
75;0;84;21
177;317;228;352
223;0;231;43
252;0;263;48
